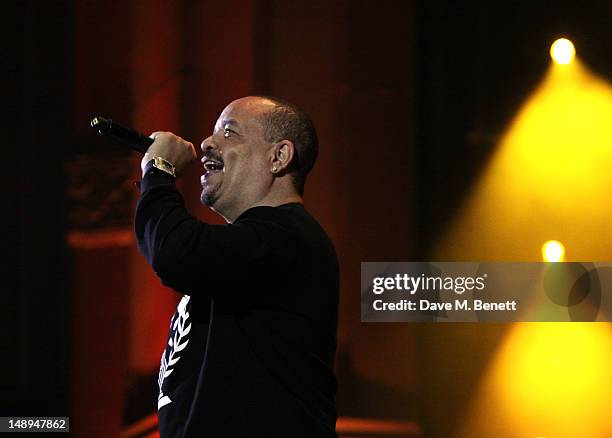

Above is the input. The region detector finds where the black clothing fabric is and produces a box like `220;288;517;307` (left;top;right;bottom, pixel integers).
135;168;340;437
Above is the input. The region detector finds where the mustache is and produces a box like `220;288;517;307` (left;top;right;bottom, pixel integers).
202;151;224;163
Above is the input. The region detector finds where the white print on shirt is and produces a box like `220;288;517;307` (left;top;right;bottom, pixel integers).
158;295;192;410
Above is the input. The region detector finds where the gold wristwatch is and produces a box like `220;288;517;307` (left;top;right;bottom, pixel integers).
152;156;176;177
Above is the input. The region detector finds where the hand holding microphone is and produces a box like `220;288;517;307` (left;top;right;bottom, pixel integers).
142;132;197;176
90;116;197;176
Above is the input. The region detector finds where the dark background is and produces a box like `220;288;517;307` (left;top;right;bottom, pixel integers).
5;1;612;437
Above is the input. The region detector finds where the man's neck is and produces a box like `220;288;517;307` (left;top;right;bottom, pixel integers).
217;190;303;223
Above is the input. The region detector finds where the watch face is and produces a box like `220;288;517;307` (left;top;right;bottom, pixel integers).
154;157;175;176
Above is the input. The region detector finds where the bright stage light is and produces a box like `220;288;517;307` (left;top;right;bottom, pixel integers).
550;38;575;65
541;240;565;262
494;323;612;436
458;323;612;437
436;32;612;438
435;58;612;262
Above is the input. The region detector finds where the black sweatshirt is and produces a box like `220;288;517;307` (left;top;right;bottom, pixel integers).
135;168;339;438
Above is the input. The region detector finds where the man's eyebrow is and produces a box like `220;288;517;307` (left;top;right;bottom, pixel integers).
222;119;239;127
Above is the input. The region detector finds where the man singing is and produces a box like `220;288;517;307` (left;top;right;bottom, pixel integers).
135;96;339;437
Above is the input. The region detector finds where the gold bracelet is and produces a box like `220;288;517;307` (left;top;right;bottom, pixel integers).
152;156;176;177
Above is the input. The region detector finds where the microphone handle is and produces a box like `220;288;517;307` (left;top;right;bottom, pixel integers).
90;116;154;154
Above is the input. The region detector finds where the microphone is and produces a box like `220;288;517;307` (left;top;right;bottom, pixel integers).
90;116;153;154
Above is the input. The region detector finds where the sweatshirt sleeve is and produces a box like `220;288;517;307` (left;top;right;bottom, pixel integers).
134;169;300;302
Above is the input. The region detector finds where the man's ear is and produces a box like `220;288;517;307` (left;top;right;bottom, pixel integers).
271;140;295;174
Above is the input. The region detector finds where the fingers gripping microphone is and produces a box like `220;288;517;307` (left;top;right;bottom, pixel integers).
90;116;153;154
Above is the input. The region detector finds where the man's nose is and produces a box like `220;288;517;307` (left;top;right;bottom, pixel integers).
201;136;215;153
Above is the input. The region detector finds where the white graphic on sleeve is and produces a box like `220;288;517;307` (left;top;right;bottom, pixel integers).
158;295;192;410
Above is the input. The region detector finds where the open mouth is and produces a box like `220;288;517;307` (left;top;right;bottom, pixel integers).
203;159;224;176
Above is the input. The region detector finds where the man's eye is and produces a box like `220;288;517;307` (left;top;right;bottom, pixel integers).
223;128;232;138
